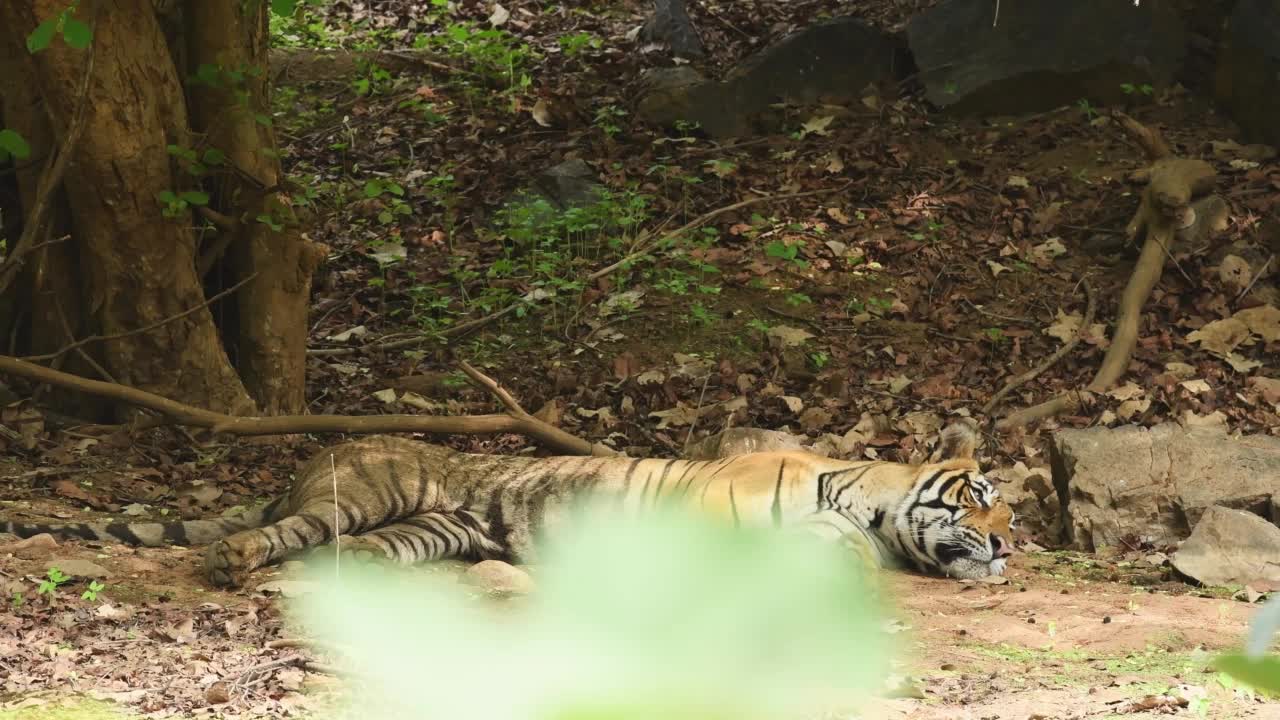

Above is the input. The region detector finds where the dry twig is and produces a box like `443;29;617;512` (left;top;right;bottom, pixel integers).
982;278;1096;415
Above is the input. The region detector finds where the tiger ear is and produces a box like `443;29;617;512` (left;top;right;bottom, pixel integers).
937;419;979;461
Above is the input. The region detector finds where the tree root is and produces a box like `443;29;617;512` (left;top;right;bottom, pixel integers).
0;355;617;456
996;113;1226;432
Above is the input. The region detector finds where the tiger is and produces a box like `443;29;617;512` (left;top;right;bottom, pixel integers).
1;420;1014;588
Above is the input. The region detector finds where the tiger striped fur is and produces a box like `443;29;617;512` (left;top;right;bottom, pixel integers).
1;421;1013;587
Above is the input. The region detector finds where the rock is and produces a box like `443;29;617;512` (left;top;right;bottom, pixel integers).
1171;506;1280;587
908;0;1185;114
638;0;704;58
255;579;319;598
636;18;906;138
1051;423;1280;550
461;560;535;596
1216;0;1280;147
0;532;58;559
496;159;609;254
48;557;109;579
684;428;807;459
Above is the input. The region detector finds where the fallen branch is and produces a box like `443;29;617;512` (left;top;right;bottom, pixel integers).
982;277;1096;415
0;355;617;456
996;114;1225;432
309;183;851;357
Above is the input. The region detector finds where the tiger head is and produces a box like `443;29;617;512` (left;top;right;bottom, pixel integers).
894;421;1015;580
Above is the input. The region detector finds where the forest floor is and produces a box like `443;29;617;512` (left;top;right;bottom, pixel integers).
2;0;1279;717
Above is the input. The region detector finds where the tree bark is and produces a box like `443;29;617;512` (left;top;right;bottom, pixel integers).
0;0;255;417
186;1;327;415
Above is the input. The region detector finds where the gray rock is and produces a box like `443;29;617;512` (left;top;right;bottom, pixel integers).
506;158;605;213
461;560;535;596
1051;423;1280;551
636;18;905;138
639;0;704;59
1171;506;1280;587
1215;0;1280;148
48;557;109;579
684;428;807;459
908;0;1185;114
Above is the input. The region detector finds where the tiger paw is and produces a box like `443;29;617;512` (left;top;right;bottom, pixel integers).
310;535;392;567
205;538;251;588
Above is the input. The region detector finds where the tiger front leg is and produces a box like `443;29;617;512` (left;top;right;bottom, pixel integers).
205;511;339;587
313;511;506;568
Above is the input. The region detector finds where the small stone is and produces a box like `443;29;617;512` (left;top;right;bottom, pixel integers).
204;681;231;705
255;580;319;598
461;560;535;596
48;557;108;579
0;533;58;559
1102;616;1112;624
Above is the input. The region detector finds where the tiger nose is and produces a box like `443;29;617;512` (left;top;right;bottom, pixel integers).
991;534;1013;558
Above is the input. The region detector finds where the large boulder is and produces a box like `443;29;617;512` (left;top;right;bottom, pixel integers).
1050;423;1280;551
636;18;906;138
1170;506;1280;587
907;0;1185;114
1215;0;1280;148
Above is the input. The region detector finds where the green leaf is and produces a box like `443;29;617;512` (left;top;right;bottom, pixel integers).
156;190;179;203
270;0;298;16
0;129;31;159
26;19;57;53
179;190;210;206
253;113;273;127
202;149;226;165
364;180;384;198
1215;654;1280;695
385;182;405;197
61;18;92;49
194;64;221;86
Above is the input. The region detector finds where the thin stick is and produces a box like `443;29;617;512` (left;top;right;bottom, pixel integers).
23;273;258;362
982;278;1096;415
0;17;97;297
1234;254;1272;305
331;453;339;580
683;373;713;454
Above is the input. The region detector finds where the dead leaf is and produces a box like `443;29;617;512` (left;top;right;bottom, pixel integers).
1045;309;1082;343
779;396;804;414
798;406;831;431
801;115;835;137
156;616;197;644
368;241;407;266
530;98;554;127
986;260;1010;276
1218;255;1251;292
1187;317;1250;355
649;403;701;429
1029;237;1067;264
371;388;398;404
1107;382;1144;401
1116;397;1151;420
766;325;813;349
1234;304;1280;343
487;3;510;26
1248;376;1280;404
1005;175;1029;190
1164;362;1196;378
888;375;913;394
1179;379;1211;394
327;325;368;342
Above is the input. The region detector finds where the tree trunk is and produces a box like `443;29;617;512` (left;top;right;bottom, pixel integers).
0;0;256;417
186;2;326;415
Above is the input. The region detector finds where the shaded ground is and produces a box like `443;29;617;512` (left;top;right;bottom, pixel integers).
2;0;1279;717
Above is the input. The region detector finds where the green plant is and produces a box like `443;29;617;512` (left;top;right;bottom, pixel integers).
1120;83;1154;96
364;179;411;225
417;22;535;91
982;327;1007;344
764;239;807;268
11;591;23;607
594;104;627;138
157;189;210;218
808;351;830;370
689;302;713;326
297;505;893;720
784;292;812;307
26;2;92;53
38;567;70;596
81;580;105;602
353;61;395;97
0;128;32;163
1215;597;1280;696
558;31;601;58
1077;98;1096;121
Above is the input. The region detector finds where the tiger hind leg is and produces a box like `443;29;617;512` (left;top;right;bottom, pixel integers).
323;510;505;566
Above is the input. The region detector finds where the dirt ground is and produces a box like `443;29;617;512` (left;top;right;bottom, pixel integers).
2;0;1279;716
1;539;1276;718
